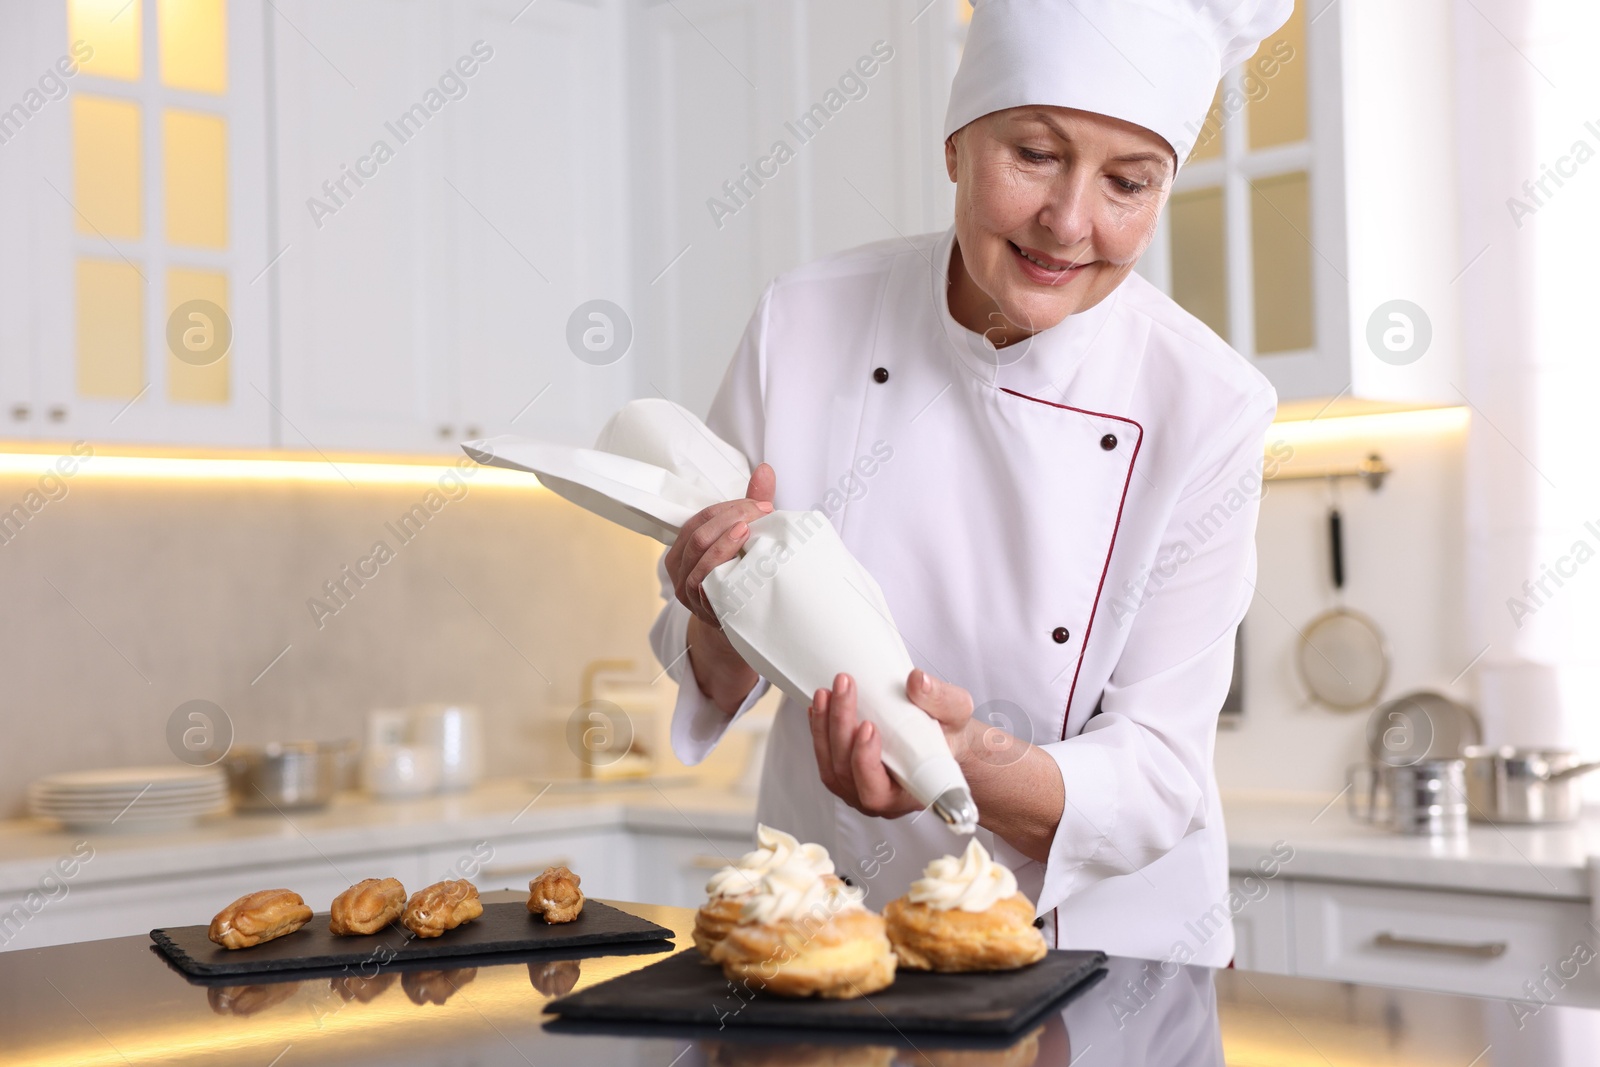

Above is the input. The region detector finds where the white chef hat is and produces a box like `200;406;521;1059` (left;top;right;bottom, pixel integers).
944;0;1294;169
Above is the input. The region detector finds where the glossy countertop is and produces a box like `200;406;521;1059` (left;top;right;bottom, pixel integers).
5;779;1599;902
3;892;1597;1067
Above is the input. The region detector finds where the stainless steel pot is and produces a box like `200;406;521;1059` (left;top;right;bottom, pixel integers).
224;741;351;812
1462;746;1600;824
1347;758;1469;836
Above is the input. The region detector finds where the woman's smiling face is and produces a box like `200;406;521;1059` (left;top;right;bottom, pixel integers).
944;106;1175;347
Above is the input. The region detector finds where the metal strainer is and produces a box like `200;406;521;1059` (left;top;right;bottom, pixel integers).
1298;500;1390;710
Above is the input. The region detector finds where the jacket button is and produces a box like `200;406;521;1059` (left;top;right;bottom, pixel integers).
1100;433;1117;451
1052;626;1070;644
872;367;890;384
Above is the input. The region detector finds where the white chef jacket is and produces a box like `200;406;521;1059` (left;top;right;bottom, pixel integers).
650;226;1276;966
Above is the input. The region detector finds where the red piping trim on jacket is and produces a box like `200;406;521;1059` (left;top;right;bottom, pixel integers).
998;387;1144;951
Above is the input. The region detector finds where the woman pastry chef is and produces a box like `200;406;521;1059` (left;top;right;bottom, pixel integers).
651;0;1292;966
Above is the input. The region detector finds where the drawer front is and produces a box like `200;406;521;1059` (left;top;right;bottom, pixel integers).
0;852;427;952
1292;880;1600;1001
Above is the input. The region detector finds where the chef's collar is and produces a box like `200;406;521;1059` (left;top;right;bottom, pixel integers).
931;226;1120;396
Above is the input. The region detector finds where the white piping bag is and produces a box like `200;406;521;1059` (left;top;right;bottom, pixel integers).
463;399;977;834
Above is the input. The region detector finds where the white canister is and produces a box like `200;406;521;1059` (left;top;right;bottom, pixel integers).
366;707;412;750
361;744;442;799
412;704;485;791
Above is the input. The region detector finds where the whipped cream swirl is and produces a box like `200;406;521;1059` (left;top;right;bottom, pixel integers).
738;857;864;925
907;838;1017;913
705;824;835;900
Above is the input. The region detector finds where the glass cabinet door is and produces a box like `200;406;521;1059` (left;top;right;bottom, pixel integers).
12;0;272;447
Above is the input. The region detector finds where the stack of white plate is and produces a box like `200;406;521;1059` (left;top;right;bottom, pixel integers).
27;767;229;832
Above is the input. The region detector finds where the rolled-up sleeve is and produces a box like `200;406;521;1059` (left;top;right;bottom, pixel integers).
1033;384;1277;913
650;286;775;765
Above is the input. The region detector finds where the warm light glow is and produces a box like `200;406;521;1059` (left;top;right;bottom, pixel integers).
1267;405;1469;449
70;0;142;81
159;0;228;94
0;407;1465;487
163;108;229;248
0;448;544;489
73;94;143;238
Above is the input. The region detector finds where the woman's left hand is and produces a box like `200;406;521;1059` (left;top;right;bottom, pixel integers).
808;668;976;819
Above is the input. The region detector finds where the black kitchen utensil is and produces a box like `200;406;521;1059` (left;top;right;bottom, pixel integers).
1329;505;1345;589
546;947;1107;1036
150;899;671;978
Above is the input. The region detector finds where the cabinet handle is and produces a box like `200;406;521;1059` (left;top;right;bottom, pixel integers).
47;406;67;423
10;404;28;422
690;855;731;870
437;424;454;439
1373;932;1508;958
465;425;482;439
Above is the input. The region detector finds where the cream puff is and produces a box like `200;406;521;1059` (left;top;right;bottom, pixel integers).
710;857;896;1000
208;889;313;950
884;839;1047;973
329;877;407;936
694;824;837;957
527;865;584;923
401;879;483;938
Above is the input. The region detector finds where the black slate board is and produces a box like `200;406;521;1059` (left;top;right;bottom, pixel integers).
546;947;1107;1036
150;899;672;977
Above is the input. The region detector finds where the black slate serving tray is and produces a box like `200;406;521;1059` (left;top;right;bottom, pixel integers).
546;947;1107;1036
150;899;672;977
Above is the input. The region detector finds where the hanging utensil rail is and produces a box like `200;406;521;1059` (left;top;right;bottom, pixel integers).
1264;452;1390;491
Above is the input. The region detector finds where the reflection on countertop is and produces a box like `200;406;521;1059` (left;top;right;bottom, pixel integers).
4;895;1598;1066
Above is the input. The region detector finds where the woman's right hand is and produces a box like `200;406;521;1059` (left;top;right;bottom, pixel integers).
664;463;776;714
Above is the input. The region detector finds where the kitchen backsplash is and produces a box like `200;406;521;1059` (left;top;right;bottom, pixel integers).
0;413;1467;817
1217;412;1470;796
0;467;679;818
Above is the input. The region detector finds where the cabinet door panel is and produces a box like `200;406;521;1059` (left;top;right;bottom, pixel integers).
1228;874;1292;974
5;0;272;446
630;0;788;418
271;0;454;452
448;0;630;447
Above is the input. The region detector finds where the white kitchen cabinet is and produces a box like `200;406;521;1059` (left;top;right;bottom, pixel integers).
1290;880;1600;1004
0;849;427;953
443;0;632;448
5;0;951;452
268;0;457;453
271;0;632;454
1228;874;1293;975
0;0;274;446
626;0;951;419
628;829;754;909
0;0;48;440
1136;0;1467;410
423;827;633;902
